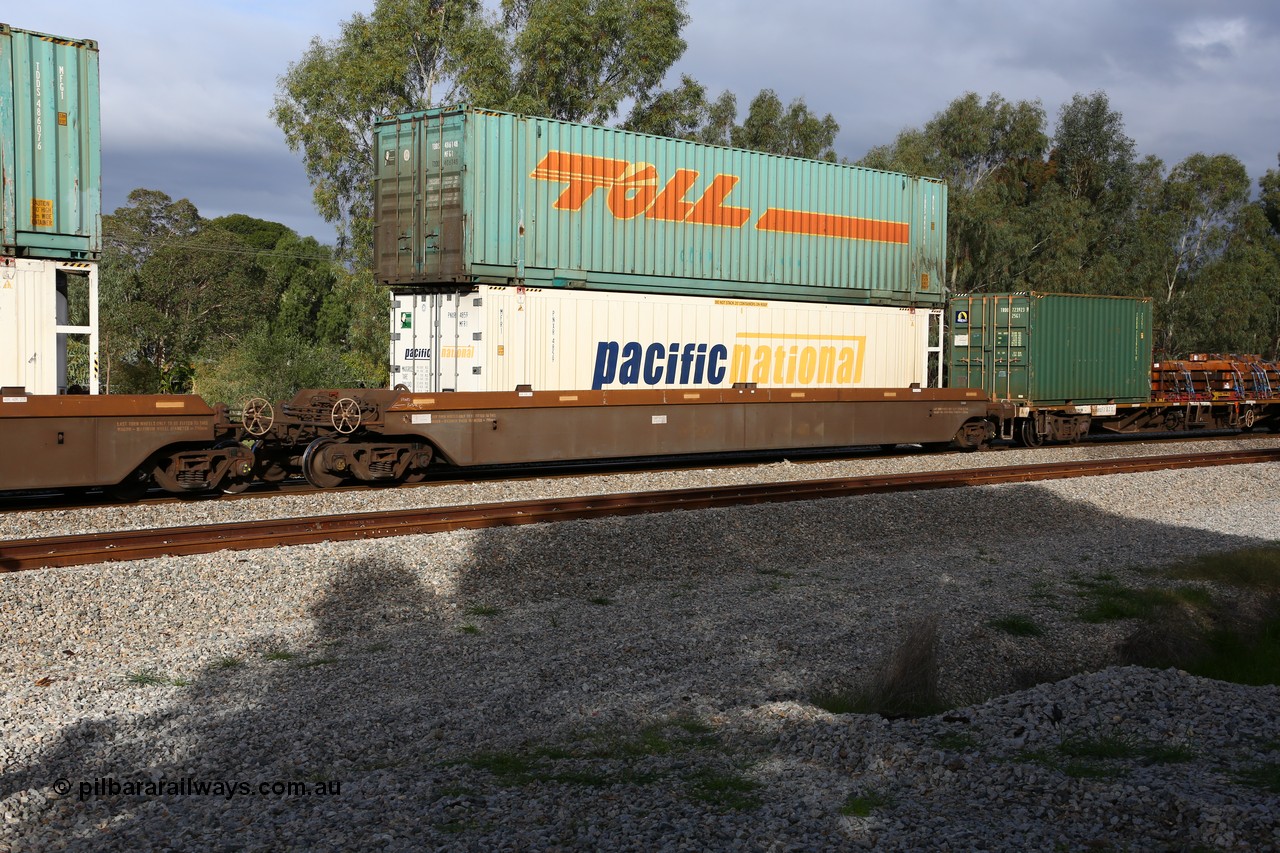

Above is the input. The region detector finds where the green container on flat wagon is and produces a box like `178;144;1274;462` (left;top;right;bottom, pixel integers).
373;106;946;307
0;24;101;260
948;292;1153;405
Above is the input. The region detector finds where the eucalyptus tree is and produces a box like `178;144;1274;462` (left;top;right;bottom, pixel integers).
274;0;689;266
99;191;274;393
860;92;1049;295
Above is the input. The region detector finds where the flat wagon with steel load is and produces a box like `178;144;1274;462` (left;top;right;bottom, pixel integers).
391;285;944;394
949;292;1280;443
374;106;946;307
0;390;253;496
0;24;101;260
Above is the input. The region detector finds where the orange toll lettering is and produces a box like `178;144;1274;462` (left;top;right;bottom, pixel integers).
529;151;908;243
756;208;910;244
646;170;700;222
606;163;659;219
532;152;631;211
686;175;751;227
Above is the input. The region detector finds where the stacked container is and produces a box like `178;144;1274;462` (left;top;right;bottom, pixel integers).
0;24;101;394
375;106;948;391
374;107;946;306
391;285;942;393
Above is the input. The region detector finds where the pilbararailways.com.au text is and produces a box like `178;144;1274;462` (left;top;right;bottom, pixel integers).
55;776;342;802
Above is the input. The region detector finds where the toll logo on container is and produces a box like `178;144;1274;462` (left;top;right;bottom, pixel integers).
532;152;909;243
592;336;866;390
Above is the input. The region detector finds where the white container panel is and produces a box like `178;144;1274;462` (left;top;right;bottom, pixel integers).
0;258;98;394
390;286;940;393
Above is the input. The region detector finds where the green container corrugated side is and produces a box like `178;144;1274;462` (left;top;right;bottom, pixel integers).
374;106;946;306
0;24;101;260
947;292;1153;405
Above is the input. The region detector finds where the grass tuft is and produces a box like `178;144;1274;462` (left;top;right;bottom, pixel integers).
986;614;1045;637
1234;761;1280;793
1164;548;1280;592
263;649;297;662
839;789;894;817
465;604;502;617
125;669;169;687
686;769;760;811
450;714;741;805
214;656;244;670
1074;576;1181;623
812;615;947;718
933;732;979;751
1021;734;1195;779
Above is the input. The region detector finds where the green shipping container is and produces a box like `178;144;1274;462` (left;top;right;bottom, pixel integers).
0;24;101;259
948;293;1153;405
374;106;946;306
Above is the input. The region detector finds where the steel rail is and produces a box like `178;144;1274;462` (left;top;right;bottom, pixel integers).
3;448;1278;573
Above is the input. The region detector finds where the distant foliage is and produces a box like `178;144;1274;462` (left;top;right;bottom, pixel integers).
274;0;690;265
861;91;1280;357
99;190;388;399
626;83;840;161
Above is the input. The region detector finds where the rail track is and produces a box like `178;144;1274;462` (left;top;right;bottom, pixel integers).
3;448;1277;573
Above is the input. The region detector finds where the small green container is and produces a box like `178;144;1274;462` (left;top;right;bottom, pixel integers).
0;25;101;260
948;292;1153;404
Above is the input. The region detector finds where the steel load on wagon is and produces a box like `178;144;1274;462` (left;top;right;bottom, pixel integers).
948;292;1153;406
374;106;946;307
0;24;101;260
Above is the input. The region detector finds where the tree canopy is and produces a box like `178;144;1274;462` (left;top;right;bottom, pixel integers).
273;0;690;264
861;91;1280;356
98;190;383;398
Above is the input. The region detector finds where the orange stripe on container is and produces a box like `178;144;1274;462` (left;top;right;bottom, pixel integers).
756;208;909;243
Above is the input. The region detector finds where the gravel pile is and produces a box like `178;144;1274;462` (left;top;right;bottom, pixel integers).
3;441;1279;850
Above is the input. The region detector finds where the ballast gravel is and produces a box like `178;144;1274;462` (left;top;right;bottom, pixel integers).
2;438;1279;851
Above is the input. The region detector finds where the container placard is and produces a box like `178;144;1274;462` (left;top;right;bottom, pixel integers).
31;200;54;228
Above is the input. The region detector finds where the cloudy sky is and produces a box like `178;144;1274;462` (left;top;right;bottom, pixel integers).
19;1;1280;244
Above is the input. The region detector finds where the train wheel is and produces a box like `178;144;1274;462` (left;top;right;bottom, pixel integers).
251;441;291;483
217;440;255;494
302;438;346;489
954;419;992;452
401;447;434;483
107;468;151;502
1018;419;1044;448
1243;407;1256;430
